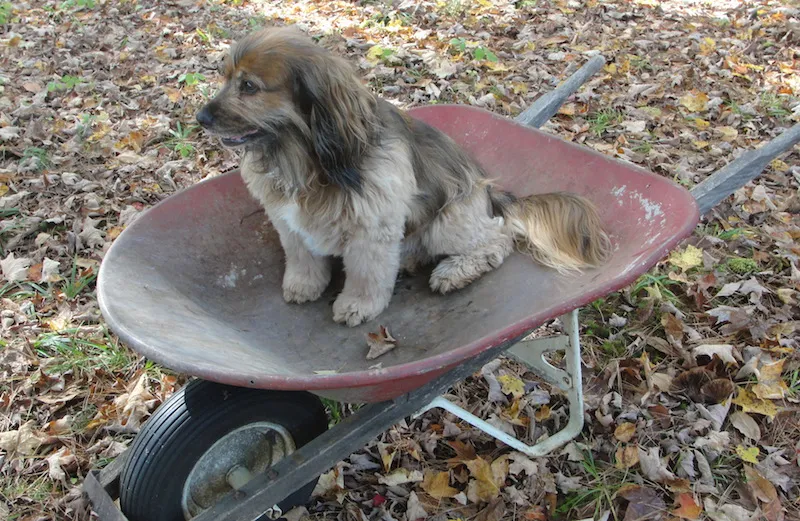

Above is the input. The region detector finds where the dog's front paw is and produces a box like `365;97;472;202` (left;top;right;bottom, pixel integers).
283;274;328;304
332;293;388;327
429;257;476;294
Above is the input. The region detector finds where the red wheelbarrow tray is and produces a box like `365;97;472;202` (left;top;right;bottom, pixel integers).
97;105;699;403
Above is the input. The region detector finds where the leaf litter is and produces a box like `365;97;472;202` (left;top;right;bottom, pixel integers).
2;0;799;520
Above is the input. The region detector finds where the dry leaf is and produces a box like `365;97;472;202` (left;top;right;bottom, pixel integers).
752;359;789;400
0;421;47;456
743;465;778;503
378;442;395;472
669;245;703;271
638;446;676;483
736;445;760;464
717;126;739;142
366;326;397;360
673;493;702;519
46;447;76;483
406;491;428;521
378;468;423;486
497;374;525;398
466;457;501;503
1;253;31;282
733;388;778;419
679;90;709;112
615;445;640;469
620;486;666;521
730;411;761;442
421;471;459;499
614;422;637;443
693;344;737;365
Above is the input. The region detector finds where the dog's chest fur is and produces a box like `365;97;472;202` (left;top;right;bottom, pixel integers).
240;143;417;257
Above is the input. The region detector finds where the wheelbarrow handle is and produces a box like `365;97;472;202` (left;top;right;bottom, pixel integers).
690;123;800;215
514;54;606;129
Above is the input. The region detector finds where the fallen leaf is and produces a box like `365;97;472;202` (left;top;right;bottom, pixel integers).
406;491;428;521
669;245;703;271
679;90;709;112
475;498;505;521
466;457;501;503
366;325;397;360
693;344;737;365
508;452;538;476
378;442;395;472
638;446;676;483
733;388;778;419
614;422;637;443
312;464;345;500
673;493;702;519
497;374;525;398
752;359;789;400
730;411;761;442
446;440;477;466
1;253;31;282
620;486;666;521
736;445;760;464
717;126;738;142
378;468;423;486
743;465;778;503
46;447;76;483
615;445;640;469
0;421;47;455
421;471;459;499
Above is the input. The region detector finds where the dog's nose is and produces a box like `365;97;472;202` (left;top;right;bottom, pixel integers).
196;107;214;128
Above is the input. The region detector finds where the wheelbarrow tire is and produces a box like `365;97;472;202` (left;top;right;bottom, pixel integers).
119;379;328;521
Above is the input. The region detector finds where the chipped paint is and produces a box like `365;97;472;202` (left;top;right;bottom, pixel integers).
611;185;627;197
629;191;663;221
218;266;246;288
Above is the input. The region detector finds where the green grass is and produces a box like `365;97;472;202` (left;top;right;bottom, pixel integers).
587;109;624;136
556;450;630;520
0;1;13;24
33;328;133;376
760;93;791;119
786;369;800;397
631;273;681;303
178;72;206;87
47;74;84;92
61;257;97;300
22;147;51;172
725;257;758;275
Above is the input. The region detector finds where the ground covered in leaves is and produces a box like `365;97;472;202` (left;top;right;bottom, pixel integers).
1;0;799;520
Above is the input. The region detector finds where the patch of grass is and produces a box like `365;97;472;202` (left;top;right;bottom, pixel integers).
587;109;624;136
322;397;346;426
725;257;758;275
786;369;800;397
514;0;537;8
449;38;498;62
724;100;756;121
760;93;791;119
633;140;652;154
630;55;652;71
632;273;681;303
61;257;97;300
0;1;14;24
22;147;51;172
47;74;84;92
556;450;629;519
442;0;470;17
165;122;197;158
601;339;627;358
33;328;133;376
59;0;96;10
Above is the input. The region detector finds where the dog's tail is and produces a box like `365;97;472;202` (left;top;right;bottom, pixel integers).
491;190;612;273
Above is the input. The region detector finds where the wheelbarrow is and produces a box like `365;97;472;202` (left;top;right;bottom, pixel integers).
83;55;800;521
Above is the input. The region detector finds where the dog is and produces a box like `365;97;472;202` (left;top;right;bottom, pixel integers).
196;27;611;327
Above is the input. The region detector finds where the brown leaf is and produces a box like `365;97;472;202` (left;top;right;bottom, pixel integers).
475;498;506;521
672;367;713;402
615;422;637;443
465;457;501;503
661;312;684;347
701;379;735;403
615;445;640;469
673;493;702;519
620;485;666;521
366;325;397;360
638;446;676;483
446;440;477;467
730;411;761;442
752;359;789;400
744;465;778;503
421;471;458;499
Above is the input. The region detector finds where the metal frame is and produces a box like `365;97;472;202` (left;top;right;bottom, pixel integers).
83;53;800;520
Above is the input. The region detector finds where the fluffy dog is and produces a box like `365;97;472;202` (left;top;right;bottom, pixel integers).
196;27;611;327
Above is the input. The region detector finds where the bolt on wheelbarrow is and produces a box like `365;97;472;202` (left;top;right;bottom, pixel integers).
83;55;800;521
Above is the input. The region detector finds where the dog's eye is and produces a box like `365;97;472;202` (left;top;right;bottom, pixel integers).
240;80;258;94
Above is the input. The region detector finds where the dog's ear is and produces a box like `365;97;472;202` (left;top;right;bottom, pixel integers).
294;56;376;193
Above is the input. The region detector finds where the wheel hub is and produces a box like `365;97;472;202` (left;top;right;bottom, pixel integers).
181;422;295;519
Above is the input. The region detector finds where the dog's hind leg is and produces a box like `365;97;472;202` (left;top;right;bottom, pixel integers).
423;192;513;294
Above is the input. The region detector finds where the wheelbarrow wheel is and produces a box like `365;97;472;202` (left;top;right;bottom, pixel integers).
119;379;328;521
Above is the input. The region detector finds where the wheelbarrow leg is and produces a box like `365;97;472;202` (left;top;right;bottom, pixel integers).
420;309;584;457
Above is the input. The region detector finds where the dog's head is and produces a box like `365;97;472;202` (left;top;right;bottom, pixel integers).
197;27;376;191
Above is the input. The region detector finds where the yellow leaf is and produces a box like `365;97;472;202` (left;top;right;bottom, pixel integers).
378;442;395;472
558;103;577;116
736;445;760;464
693;140;709;149
498;374;525;398
614;422;636;443
534;405;551;421
669;245;703;272
422;471;459;499
163;86;183;104
0;184;8;197
107;226;125;241
694;118;710;130
770;159;789;172
604;63;617;74
733;388;778;419
615;445;640;469
717;126;738;142
699;37;716;55
366;45;386;64
752;359;789;400
465;457;500;503
679;90;709;112
510;81;528;95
